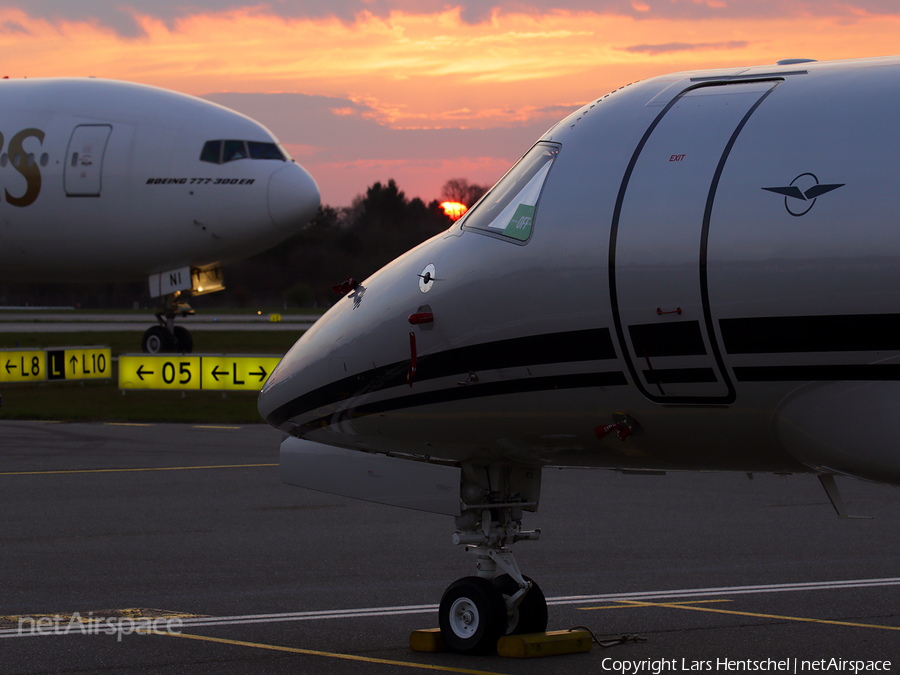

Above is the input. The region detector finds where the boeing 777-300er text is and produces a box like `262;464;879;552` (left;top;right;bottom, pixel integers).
0;77;319;352
259;56;900;652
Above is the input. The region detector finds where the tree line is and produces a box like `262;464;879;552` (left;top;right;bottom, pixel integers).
0;178;489;310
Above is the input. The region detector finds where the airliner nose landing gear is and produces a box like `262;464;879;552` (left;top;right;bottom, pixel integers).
438;468;546;653
141;293;194;353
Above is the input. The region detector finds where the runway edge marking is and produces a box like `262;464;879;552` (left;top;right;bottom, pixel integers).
3;577;899;637
138;577;900;629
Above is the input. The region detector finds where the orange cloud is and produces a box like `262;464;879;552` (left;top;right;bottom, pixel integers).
5;4;896;205
1;6;899;131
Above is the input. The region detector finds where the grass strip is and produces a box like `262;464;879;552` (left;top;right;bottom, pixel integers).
0;330;303;355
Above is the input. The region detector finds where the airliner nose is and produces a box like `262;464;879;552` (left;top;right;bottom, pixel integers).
268;163;320;230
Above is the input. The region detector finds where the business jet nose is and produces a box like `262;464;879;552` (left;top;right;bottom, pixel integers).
268;163;320;230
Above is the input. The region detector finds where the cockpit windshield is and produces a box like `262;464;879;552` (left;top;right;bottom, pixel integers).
460;142;559;243
200;140;287;164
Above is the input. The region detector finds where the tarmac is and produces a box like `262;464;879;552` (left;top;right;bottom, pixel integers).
1;421;899;674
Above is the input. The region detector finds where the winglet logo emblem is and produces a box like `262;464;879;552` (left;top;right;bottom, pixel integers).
762;172;844;217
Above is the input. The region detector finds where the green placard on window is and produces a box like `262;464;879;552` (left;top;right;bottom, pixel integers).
504;203;535;241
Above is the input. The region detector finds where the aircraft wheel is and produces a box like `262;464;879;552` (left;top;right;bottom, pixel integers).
493;574;548;635
173;326;193;353
439;576;507;654
142;326;174;353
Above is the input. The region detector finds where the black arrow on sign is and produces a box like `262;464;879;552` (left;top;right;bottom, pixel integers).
136;365;153;381
5;359;16;373
211;365;229;381
69;355;78;372
249;366;267;381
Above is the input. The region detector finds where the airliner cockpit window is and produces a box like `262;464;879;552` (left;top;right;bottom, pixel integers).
200;140;287;163
460;142;559;243
200;140;221;163
222;140;247;162
248;142;285;160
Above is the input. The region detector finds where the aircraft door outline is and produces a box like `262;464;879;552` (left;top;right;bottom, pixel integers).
65;124;112;197
608;79;782;405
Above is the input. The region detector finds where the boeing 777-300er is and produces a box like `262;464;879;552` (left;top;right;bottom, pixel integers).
0;77;319;352
259;56;900;652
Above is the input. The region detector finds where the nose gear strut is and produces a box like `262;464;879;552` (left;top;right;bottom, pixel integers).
438;465;547;653
142;292;194;353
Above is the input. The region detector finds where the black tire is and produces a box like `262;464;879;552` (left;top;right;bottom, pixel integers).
493;574;548;635
142;326;175;353
173;326;193;353
439;576;507;654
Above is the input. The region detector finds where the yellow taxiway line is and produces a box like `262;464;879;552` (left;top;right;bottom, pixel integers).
157;631;510;675
579;599;732;610
582;599;900;631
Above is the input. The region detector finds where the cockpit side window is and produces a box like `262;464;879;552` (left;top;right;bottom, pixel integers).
200;140;222;164
460;142;559;243
248;142;286;160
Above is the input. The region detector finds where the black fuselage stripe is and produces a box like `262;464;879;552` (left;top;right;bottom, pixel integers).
266;328;618;427
269;309;900;428
284;362;900;431
721;314;900;354
734;365;900;381
290;371;630;432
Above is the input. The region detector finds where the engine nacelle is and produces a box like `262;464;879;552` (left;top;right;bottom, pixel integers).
776;380;900;486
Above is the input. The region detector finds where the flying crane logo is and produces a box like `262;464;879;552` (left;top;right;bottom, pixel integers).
762;172;845;217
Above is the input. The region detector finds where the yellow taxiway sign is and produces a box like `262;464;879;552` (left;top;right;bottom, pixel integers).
118;354;281;391
200;356;282;391
47;347;112;381
118;355;202;390
0;350;46;383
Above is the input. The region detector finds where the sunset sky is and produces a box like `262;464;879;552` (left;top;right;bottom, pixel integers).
1;2;898;205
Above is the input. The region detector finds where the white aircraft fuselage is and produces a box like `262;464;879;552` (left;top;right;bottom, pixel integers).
0;77;319;284
261;56;900;486
258;56;900;652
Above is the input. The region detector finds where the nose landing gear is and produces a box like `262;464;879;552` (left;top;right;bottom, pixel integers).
141;294;194;353
438;468;547;653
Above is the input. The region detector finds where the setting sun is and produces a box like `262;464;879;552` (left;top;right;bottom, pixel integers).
440;201;468;221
